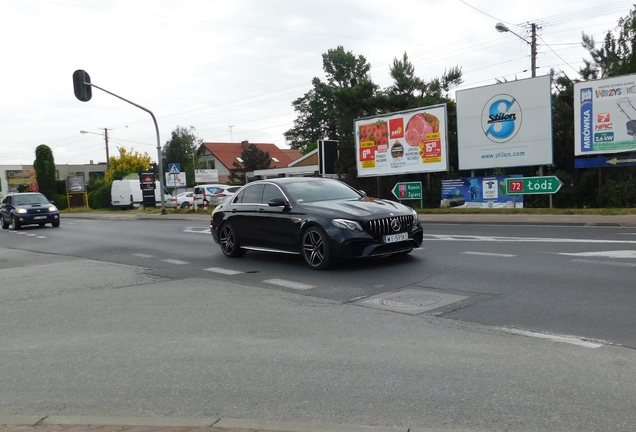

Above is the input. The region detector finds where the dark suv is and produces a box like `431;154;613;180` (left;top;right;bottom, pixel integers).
1;192;60;230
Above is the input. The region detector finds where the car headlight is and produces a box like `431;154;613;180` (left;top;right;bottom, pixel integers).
332;218;363;232
411;208;419;224
16;208;27;214
49;205;58;212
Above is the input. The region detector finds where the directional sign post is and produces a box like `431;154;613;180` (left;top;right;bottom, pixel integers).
505;176;563;195
392;181;423;208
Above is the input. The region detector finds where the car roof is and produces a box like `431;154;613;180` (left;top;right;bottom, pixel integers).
250;177;337;185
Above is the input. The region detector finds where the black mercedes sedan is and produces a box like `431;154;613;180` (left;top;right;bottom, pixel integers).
210;177;423;270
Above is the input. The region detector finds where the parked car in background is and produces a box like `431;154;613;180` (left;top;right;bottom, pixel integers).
193;184;228;206
1;192;60;230
207;185;241;206
175;191;194;209
210;177;423;270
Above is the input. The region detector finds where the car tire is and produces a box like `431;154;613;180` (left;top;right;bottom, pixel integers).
219;223;246;258
302;226;332;270
1;217;9;230
181;202;190;209
11;216;21;230
52;220;60;228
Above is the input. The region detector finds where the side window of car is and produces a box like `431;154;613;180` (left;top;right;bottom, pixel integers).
261;184;285;204
240;184;264;204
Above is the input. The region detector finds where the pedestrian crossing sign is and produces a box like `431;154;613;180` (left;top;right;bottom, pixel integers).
168;163;180;174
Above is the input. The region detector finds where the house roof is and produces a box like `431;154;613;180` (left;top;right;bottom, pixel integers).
199;141;302;170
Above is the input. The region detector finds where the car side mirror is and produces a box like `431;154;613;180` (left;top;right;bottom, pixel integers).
268;197;290;208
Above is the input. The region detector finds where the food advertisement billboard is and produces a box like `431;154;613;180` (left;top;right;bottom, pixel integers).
441;175;524;209
456;75;553;170
574;74;636;156
354;105;448;177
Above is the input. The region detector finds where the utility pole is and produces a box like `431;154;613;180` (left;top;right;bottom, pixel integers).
102;128;111;170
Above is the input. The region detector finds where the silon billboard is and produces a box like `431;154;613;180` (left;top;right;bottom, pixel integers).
354;105;448;177
574;74;636;156
456;75;553;170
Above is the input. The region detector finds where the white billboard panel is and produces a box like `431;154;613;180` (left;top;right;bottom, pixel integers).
574;74;636;156
456;75;553;170
354;105;448;178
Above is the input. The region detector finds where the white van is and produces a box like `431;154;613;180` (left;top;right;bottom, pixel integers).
111;179;174;210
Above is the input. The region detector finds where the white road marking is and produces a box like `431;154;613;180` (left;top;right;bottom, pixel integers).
162;259;190;265
263;278;315;290
571;259;636;268
500;328;604;348
424;234;636;244
558;250;636;259
36;236;46;239
183;227;210;234
133;253;154;258
462;251;517;257
205;267;244;275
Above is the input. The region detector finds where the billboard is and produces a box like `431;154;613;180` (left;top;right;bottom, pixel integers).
440;175;524;209
354;105;448;177
6;169;36;193
456;75;553;170
574;74;636;156
165;172;187;188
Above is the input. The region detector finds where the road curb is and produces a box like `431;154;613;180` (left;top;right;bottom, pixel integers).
0;415;474;432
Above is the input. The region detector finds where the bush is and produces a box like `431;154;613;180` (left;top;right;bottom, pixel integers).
53;194;68;210
88;185;112;209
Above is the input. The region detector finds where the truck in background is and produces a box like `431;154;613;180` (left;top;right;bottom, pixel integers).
111;179;174;210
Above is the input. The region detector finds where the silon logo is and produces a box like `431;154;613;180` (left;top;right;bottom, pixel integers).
481;94;522;143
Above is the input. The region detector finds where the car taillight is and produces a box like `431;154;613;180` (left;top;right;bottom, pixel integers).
129;194;133;203
217;193;226;197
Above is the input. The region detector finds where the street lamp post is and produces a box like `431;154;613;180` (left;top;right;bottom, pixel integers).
80;128;111;170
495;22;537;77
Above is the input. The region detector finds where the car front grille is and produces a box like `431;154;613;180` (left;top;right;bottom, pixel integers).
367;215;413;235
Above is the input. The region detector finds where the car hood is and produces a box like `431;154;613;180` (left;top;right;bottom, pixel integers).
299;198;413;218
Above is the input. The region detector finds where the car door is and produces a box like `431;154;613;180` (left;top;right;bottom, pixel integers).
254;183;301;252
227;183;264;248
1;196;13;224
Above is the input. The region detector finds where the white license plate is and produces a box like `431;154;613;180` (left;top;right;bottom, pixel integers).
384;232;408;243
33;216;47;220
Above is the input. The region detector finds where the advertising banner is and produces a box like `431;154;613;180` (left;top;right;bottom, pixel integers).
456;75;553;170
574;74;636;156
354;105;448;178
6;169;36;192
440;175;524;209
195;169;219;183
165;172;187;188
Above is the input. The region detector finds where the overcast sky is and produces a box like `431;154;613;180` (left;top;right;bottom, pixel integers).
1;0;634;166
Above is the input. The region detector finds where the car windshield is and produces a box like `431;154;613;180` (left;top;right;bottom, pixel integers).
13;194;50;205
285;180;361;203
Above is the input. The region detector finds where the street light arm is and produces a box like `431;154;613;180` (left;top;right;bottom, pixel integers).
495;22;529;44
88;82;166;214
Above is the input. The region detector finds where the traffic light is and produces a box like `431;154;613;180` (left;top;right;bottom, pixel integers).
72;69;92;102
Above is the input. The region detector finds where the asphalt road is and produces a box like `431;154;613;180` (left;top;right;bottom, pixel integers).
0;213;635;431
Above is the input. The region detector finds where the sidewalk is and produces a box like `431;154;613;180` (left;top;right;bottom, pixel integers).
62;211;636;227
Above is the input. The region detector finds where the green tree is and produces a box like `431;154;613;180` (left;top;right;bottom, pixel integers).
104;147;153;183
229;144;271;183
33;145;56;200
285;46;379;177
580;7;636;80
162;126;202;187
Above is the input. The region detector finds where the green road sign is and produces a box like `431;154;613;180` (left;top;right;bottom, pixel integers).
392;181;422;200
505;176;563;195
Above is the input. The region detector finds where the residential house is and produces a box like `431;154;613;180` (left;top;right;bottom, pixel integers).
197;140;303;184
